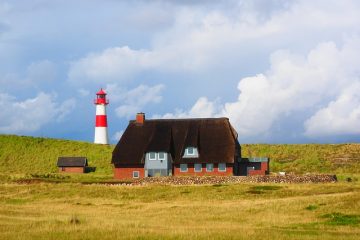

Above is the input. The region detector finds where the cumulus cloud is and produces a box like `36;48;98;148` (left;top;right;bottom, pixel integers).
105;84;165;119
153;97;221;119
157;37;360;138
304;83;360;137
0;92;76;133
68;0;360;84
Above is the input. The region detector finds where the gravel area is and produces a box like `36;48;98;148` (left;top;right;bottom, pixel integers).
132;174;337;185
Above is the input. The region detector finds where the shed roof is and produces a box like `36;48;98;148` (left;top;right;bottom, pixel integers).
112;118;240;166
241;157;269;163
57;157;88;167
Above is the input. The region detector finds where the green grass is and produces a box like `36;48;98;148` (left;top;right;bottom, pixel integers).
242;143;360;174
322;212;360;226
0;135;113;176
1;135;360;179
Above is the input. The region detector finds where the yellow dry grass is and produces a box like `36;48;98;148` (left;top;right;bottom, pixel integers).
0;182;359;239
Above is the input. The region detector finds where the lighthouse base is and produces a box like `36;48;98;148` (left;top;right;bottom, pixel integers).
94;127;109;144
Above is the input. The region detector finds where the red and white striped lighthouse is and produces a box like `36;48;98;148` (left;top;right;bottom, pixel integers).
94;88;109;144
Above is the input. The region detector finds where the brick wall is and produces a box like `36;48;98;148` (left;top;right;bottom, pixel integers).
58;167;84;173
173;163;233;176
248;162;268;176
114;165;145;179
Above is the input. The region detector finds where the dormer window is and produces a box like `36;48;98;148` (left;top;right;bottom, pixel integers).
158;152;165;160
149;152;157;160
147;152;167;161
186;147;195;155
183;147;199;158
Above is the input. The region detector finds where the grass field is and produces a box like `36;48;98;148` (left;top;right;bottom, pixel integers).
0;182;359;239
0;134;360;239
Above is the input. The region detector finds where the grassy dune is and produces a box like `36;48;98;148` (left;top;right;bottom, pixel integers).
1;134;359;177
0;135;113;175
0;182;359;239
242;144;360;174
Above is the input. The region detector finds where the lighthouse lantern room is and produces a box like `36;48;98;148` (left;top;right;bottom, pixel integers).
94;88;109;144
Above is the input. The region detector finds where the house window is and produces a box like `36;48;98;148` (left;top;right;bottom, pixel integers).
186;147;195;155
133;171;139;178
149;152;157;160
206;163;214;172
218;163;226;172
180;164;188;172
158;152;166;160
183;147;199;158
194;163;202;172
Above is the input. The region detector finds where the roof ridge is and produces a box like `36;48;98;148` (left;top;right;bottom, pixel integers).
129;117;229;123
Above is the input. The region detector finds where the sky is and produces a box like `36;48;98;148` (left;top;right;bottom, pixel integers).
1;0;360;144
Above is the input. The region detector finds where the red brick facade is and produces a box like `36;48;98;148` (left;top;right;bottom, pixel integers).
58;167;85;173
114;163;233;179
248;162;268;176
173;163;233;176
114;165;145;179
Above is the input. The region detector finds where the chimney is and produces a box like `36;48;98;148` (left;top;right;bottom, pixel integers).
136;112;145;124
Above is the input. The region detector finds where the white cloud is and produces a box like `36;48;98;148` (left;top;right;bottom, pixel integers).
106;84;165;119
68;1;360;84
304;83;360;137
68;46;154;84
153;97;221;119
0;92;76;133
156;37;360;138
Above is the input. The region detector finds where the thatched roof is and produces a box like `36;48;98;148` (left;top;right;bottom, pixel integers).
112;118;240;166
57;157;88;167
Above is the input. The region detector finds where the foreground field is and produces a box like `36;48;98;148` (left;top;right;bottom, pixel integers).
0;182;359;240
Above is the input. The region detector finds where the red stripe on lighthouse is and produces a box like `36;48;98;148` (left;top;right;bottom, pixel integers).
96;115;108;127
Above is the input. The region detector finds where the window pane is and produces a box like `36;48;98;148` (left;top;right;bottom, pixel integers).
187;147;194;154
206;163;214;172
149;152;156;160
158;152;165;160
133;171;139;178
218;163;226;171
180;164;188;172
195;163;202;172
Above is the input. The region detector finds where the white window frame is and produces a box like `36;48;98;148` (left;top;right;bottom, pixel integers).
148;152;157;160
218;163;226;172
180;164;188;172
158;152;166;160
194;163;202;172
206;163;214;172
133;171;140;178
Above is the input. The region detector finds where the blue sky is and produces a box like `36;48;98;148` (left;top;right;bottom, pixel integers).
1;0;360;144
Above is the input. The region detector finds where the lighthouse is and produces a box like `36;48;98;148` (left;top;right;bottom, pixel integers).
94;88;109;144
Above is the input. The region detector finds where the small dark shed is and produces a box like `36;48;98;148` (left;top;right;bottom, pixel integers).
57;157;88;173
238;157;269;176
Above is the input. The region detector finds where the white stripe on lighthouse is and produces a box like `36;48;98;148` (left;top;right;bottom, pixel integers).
94;127;109;144
96;105;106;115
